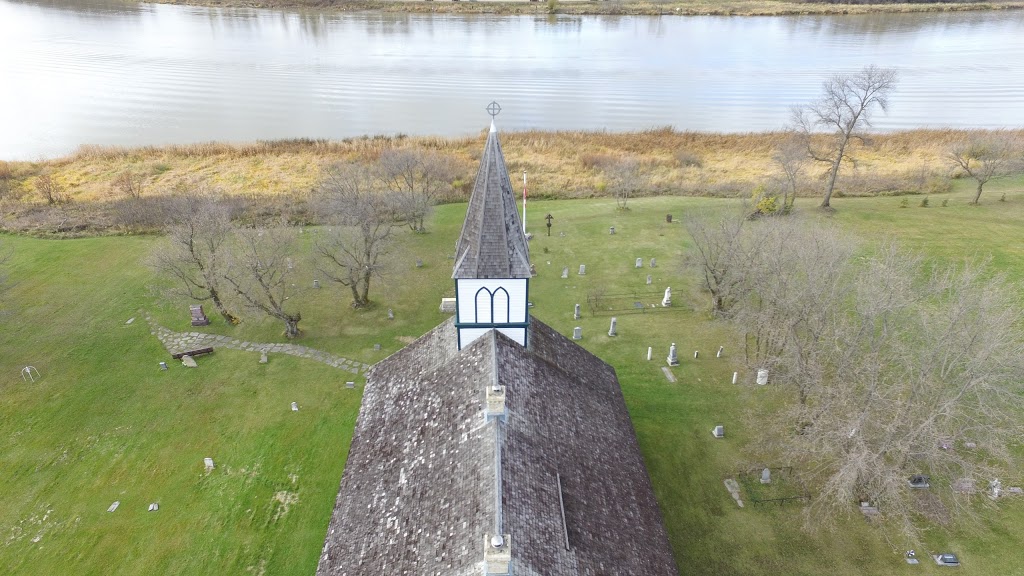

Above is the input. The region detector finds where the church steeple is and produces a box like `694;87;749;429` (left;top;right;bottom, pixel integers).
453;106;531;350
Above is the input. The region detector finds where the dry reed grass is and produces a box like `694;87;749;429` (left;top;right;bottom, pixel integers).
1;128;1020;235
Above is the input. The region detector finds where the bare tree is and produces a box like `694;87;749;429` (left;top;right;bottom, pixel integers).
773;133;807;212
149;195;239;324
792;66;898;209
683;209;753;315
314;163;400;308
113;170;145;200
948;135;1020;204
0;241;11;312
35;173;68;205
603;157;643;210
702;215;1024;540
376;149;454;232
222;225;303;338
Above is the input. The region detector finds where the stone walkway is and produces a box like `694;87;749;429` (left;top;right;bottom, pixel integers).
146;315;369;376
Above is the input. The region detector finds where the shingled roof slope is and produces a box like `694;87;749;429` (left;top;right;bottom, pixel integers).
452;124;531;279
317;318;679;576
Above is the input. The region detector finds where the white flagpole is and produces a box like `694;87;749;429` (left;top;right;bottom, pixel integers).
522;170;527;235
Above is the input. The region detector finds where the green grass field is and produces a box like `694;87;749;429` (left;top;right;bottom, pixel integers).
1;177;1022;575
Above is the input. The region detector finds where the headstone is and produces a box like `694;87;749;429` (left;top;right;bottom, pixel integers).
291;402;299;412
609;226;615;235
578;264;586;275
125;317;135;325
650;258;656;268
635;258;643;268
760;468;771;484
732;372;738;384
667;343;679;366
908;475;930;489
440;298;456;313
694;350;699;359
965;441;977;449
661;366;676;383
189;304;209;327
346;381;355;389
107;501;120;512
935;554;959;567
181;355;198;368
572;327;582;340
530;264;537;276
387;308;394;320
561;267;569;279
608;317;617;337
415;258;423;268
646;274;652;285
717;346;724;358
712;425;724;438
647;347;652;361
159;361;167;371
1008;487;1023;495
666;214;673;223
373;343;381;351
259;351;268;364
148;503;159;512
573;304;581;320
286;257;294;270
661;287;672;307
204;458;215;472
313;279;320;289
989;478;1002;500
756;369;769;386
905;550;919;565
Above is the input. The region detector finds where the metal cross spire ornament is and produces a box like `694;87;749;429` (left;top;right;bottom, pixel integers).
486;101;502;118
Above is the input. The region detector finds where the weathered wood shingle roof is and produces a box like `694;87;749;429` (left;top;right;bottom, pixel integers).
316;319;679;576
452;123;532;280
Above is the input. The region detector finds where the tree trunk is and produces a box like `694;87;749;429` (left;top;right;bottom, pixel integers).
349;284;364;308
972;182;984;204
821;151;844;208
210;290;239;324
284;316;300;339
359;271;371;306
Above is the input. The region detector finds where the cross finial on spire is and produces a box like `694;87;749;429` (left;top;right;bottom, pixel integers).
486;101;502;119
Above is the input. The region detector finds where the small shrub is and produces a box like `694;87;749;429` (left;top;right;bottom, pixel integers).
35;174;69;205
580;153;617;171
675;149;703;168
547;0;557;13
999;193;1007;202
941;199;949;207
919;196;929;208
899;198;909;208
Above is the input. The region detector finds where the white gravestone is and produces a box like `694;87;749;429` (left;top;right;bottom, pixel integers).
573;304;581;320
608;317;617;337
667;343;679;366
635;258;643;268
578;264;586;275
561;267;569;279
756;369;769;386
712;425;725;438
760;468;771;484
661;287;672;307
572;327;582;340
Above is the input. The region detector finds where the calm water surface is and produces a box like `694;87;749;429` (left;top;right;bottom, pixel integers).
1;0;1023;159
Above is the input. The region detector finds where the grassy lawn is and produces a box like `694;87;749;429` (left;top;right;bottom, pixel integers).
1;178;1022;574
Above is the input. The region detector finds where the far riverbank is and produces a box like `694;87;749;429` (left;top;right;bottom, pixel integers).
146;0;1024;17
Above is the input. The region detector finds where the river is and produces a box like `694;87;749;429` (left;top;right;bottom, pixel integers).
1;0;1023;159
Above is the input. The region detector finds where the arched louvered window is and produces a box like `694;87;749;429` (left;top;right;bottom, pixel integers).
474;286;511;324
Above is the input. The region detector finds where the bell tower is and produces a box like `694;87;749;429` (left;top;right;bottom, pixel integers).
452;106;530;350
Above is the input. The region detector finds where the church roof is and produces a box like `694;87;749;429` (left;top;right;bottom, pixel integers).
452;123;532;280
316;318;679;576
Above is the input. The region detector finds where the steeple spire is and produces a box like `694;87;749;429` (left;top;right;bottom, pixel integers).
452;114;531;280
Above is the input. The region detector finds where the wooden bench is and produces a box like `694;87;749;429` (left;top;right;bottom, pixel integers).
171;347;214;360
